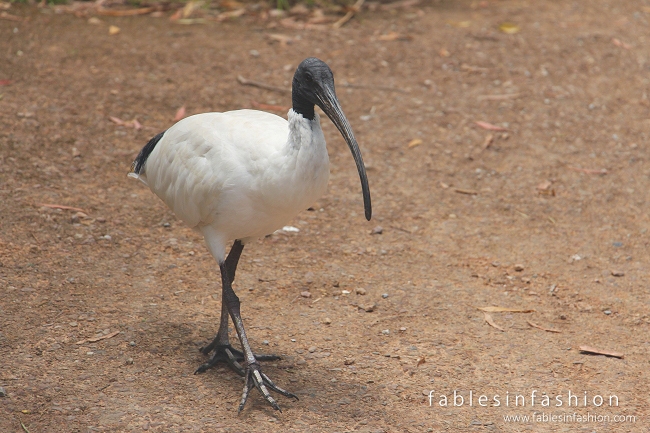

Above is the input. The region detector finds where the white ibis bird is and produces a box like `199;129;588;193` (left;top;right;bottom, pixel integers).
129;57;371;412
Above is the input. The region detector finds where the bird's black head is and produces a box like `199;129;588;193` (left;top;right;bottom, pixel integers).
291;57;372;221
292;57;336;121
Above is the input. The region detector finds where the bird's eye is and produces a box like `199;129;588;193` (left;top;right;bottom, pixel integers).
305;73;314;82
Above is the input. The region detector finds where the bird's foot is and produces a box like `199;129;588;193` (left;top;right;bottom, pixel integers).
194;343;281;376
239;362;298;413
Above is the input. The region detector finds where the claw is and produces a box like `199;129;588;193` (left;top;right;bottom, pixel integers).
238;362;293;413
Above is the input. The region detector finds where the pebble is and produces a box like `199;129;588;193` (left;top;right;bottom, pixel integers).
371;226;383;235
344;358;355;365
125;358;134;365
308;346;316;353
603;310;612;315
300;291;312;298
355;287;367;295
69;321;78;327
362;303;376;312
129;341;136;346
323;317;332;325
611;270;624;277
399;327;407;332
381;293;389;299
381;329;390;335
0;387;6;397
514;264;524;272
262;340;269;345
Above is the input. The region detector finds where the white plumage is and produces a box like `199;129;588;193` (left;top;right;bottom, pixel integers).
130;109;330;261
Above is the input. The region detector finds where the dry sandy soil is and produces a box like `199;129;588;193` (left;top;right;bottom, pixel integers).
1;0;649;431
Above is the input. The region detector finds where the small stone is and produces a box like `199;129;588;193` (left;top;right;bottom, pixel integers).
381;329;390;335
71;212;88;223
69;322;78;327
355;288;366;295
362;303;376;312
381;293;389;299
603;310;612;315
291;339;296;342
344;358;355;365
125;358;134;365
300;291;312;298
341;290;350;295
399;327;407;332
560;315;567;320
129;341;136;346
163;222;171;228
0;387;7;397
323;317;332;325
514;264;524;272
308;346;316;353
96;217;106;223
371;226;383;235
262;340;269;345
611;270;624;277
249;49;260;57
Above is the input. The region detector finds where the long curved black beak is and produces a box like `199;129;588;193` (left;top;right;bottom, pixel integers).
317;87;372;221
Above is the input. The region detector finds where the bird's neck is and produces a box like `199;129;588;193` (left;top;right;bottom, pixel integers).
286;109;323;151
292;93;315;121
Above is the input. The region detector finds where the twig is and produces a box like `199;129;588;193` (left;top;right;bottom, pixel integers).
97;6;155;16
20;419;31;433
341;82;407;93
475;121;508;131
37;203;86;213
527;320;561;333
567;166;608;175
332;0;364;29
484;312;505;332
454;188;478;195
75;330;121;345
237;75;290;94
389;225;412;234
477;93;522;101
579;345;624;359
379;0;420;10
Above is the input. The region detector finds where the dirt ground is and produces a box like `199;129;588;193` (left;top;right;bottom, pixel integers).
1;0;649;431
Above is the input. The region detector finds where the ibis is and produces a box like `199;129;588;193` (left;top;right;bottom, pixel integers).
129;57;371;412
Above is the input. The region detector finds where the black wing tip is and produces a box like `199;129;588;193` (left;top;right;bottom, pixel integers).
132;130;166;174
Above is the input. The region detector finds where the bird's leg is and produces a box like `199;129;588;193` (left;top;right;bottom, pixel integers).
218;261;298;412
195;240;280;376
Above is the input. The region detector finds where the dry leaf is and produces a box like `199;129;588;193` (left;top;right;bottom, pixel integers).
484;312;504;331
478;306;536;313
174;106;186;121
475;121;508;131
612;38;631;50
378;31;401;41
416;356;426;367
579;345;624;359
109;116;124;125
498;22;520;34
182;0;203;18
481;133;494;150
108;25;121;35
407;138;422;148
527;320;561;333
447;20;471;28
75;330;121;345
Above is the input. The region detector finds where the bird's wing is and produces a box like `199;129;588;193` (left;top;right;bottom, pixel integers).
140;110;289;228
